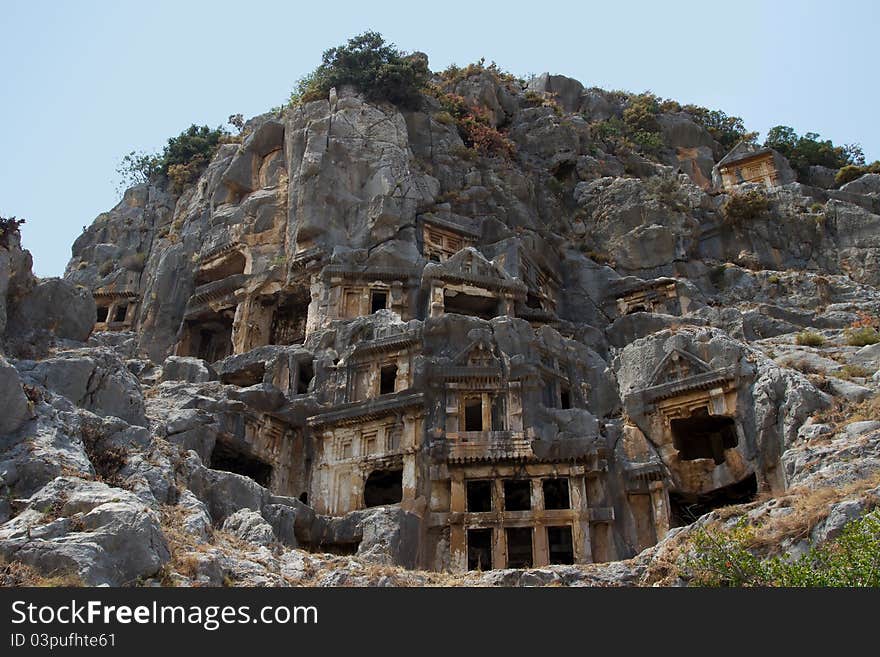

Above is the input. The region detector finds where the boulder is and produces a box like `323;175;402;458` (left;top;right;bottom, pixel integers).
0;477;169;586
221;509;275;546
161;356;217;383
19;349;146;426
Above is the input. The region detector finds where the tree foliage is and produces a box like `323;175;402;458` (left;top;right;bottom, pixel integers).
289;31;429;108
764;125;864;171
681;104;754;150
117;124;228;194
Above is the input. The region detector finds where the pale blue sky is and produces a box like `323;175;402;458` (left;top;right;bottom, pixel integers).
2;0;877;276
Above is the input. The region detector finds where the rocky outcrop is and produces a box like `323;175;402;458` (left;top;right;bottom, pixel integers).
1;62;879;586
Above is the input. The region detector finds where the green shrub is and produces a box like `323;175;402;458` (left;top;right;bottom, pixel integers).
721;190;770;224
289;31;428;109
809;202;825;213
764;125;863;172
630;129;665;155
846;326;880;347
835;161;880;187
0;215;25;248
795;330;826;347
622;92;660;133
684;511;880;587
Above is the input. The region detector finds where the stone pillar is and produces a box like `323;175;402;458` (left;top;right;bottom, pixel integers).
491;479;506;568
492;524;506;571
450;472;466;572
649;480;670;542
430;283;444;318
571;475;592;563
531;478;548;567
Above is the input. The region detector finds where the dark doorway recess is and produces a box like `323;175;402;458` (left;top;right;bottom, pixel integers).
464;397;483;431
671;408;738;465
543;478;570;510
548;526;574;565
669;473;758;527
380;364;397;395
560;385;571;409
96;306;109;323
270;291;309;346
466;480;493;512
506;527;533;568
504;480;531;511
363;469;403;507
297;359;314;395
467;528;493;571
370;290;388;314
210;440;273;488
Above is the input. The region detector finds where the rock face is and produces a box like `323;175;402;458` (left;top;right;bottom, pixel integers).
1;65;880;585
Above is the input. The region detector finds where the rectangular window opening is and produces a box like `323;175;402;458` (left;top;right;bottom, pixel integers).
466;480;493;512
464;397;483;431
467;528;493;571
505;527;533;569
380;364;397;395
113;304;128;323
297;358;314;395
547;526;574;565
542;478;570;510
370;289;388;314
503;479;531;511
96;306;109;323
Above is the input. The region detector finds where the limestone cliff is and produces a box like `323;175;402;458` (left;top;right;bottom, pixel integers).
1;61;880;586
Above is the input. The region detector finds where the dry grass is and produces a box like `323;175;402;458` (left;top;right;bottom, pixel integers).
812;394;880;431
0;557;84;587
746;473;880;549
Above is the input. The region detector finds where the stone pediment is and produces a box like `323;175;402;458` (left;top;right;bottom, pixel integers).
423;247;526;294
453;336;500;368
648;348;712;387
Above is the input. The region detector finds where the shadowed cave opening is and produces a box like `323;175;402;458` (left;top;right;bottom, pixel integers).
363;468;403;507
669;473;758;527
210;440;273;488
671;408;738;465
